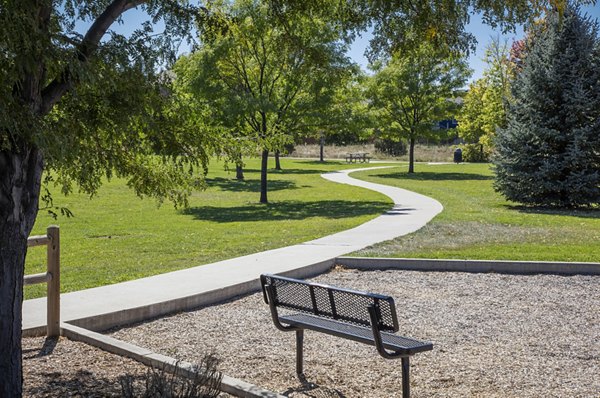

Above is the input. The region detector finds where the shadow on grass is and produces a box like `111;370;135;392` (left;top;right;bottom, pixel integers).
506;205;600;219
237;166;332;175
206;177;299;192
289;160;346;166
369;171;493;181
270;167;326;175
183;200;389;222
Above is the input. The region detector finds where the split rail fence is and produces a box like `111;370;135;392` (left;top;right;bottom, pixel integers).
24;225;60;337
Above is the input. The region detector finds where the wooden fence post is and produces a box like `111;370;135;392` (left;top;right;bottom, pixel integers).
46;226;60;337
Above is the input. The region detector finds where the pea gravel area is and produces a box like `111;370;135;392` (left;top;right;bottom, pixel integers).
108;268;600;397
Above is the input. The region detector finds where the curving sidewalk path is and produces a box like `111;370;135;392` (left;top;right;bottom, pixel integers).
23;166;443;333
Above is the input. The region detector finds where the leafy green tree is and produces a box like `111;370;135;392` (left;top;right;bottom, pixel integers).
0;2;223;394
458;37;511;160
178;0;350;202
300;69;372;161
367;43;471;173
494;4;600;207
458;79;487;143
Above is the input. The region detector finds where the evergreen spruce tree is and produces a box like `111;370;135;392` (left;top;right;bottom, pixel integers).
493;5;600;207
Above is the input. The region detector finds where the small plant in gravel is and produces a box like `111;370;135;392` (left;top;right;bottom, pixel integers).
120;355;222;398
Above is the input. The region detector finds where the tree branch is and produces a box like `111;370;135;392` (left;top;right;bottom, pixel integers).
40;0;145;115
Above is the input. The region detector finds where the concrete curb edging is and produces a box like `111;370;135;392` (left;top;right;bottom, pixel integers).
335;257;600;275
67;259;336;333
60;323;285;398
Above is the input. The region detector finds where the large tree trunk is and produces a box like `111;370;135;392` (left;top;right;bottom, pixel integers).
1;2;148;395
408;136;416;173
260;149;269;204
259;111;269;204
0;147;44;397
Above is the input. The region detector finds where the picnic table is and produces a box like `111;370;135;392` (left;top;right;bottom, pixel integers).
345;152;371;163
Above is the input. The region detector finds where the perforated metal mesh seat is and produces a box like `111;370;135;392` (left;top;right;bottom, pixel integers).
280;313;433;355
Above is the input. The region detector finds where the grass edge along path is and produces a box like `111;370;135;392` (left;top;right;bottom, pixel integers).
352;163;600;263
24;159;393;299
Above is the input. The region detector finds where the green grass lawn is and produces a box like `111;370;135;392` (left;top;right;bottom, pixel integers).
25;158;392;299
26;159;599;299
352;163;600;262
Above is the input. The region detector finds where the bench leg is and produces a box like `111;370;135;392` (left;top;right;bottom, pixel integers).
401;357;410;398
296;329;304;378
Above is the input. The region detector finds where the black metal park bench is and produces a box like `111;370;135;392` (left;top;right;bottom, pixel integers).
260;274;433;398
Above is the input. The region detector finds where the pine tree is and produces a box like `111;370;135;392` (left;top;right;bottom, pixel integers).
493;5;600;207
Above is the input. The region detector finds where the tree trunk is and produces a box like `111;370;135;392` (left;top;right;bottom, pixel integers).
236;165;244;180
408;137;416;173
1;2;144;395
0;147;44;397
319;132;325;162
275;150;282;170
260;149;269;204
235;156;244;180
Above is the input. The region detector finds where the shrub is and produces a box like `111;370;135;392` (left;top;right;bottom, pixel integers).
374;138;407;157
120;354;222;398
460;143;488;162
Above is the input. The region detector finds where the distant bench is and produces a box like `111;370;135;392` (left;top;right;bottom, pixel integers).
260;274;433;398
345;152;371;163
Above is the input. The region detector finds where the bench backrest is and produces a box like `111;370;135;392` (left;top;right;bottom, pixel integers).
261;274;399;333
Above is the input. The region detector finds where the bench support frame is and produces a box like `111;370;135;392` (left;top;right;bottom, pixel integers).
296;330;304;377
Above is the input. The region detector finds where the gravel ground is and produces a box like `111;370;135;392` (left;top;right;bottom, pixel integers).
23;336;148;397
22;336;230;397
106;268;600;397
21;268;599;397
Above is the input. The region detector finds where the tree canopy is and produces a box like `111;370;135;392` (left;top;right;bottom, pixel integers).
177;0;352;202
457;37;511;161
0;2;218;395
367;43;471;173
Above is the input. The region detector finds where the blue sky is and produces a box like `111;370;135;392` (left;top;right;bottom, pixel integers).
346;17;524;82
348;4;600;83
105;4;599;83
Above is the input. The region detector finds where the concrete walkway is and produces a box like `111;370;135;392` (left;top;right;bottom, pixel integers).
23;166;443;333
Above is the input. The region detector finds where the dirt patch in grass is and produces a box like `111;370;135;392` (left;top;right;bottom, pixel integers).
355;222;552;255
354;221;599;261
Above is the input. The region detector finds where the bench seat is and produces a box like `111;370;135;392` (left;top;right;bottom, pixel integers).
280;313;433;356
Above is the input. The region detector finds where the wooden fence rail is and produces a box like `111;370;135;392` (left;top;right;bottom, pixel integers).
25;226;60;337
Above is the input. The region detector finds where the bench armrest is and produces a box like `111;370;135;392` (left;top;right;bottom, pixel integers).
264;283;300;332
368;305;409;359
